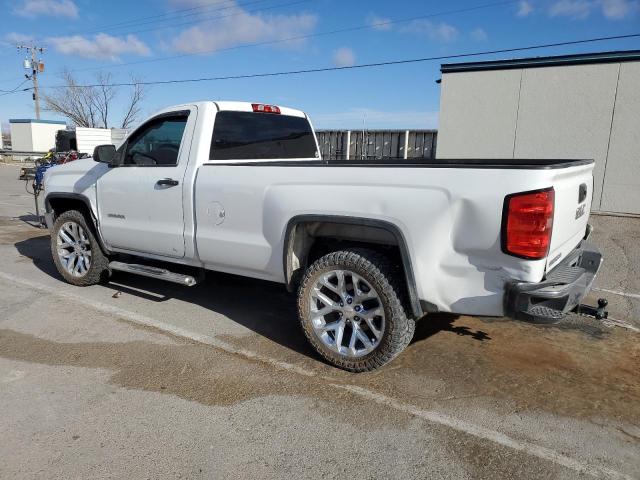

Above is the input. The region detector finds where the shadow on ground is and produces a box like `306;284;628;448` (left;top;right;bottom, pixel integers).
412;314;491;343
14;235;467;362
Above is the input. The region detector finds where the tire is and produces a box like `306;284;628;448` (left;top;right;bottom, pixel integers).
50;210;110;286
298;248;415;372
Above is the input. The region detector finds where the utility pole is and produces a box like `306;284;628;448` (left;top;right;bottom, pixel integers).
17;45;45;120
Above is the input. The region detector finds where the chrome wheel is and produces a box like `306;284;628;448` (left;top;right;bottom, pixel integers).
56;221;92;277
309;269;385;358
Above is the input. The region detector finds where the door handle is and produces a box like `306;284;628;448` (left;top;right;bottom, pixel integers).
156;178;179;187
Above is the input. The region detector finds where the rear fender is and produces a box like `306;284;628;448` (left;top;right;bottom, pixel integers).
283;215;423;318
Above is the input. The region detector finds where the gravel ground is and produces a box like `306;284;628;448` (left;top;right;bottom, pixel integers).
0;164;638;479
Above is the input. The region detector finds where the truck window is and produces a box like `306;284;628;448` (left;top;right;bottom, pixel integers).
210;111;318;160
123;114;188;166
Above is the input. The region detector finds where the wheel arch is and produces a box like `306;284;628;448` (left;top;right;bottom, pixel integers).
45;193;110;255
283;215;423;318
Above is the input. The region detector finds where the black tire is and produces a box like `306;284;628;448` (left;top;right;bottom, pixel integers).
298;248;415;372
50;210;110;286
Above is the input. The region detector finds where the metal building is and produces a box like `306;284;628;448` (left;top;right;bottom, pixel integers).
436;50;640;215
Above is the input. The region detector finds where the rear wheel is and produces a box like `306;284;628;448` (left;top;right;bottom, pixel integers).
298;248;415;372
50;210;109;286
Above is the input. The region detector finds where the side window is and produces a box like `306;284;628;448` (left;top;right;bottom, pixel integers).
123;114;188;166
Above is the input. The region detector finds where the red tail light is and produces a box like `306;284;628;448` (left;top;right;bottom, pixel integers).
502;188;554;260
252;103;280;114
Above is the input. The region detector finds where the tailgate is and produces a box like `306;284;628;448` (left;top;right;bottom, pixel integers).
546;162;594;272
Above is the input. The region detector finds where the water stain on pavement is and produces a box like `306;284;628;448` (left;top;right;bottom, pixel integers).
214;313;640;425
0;328;404;428
359;315;640;424
0;217;47;245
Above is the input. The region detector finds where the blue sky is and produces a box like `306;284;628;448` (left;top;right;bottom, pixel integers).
1;0;639;130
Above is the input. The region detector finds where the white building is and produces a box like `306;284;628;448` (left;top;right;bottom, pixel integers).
436;50;640;215
9;119;66;152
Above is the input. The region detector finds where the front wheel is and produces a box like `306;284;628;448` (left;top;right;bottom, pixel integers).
50;210;109;286
297;248;415;372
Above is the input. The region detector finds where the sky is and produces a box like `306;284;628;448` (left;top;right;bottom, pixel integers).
0;0;639;131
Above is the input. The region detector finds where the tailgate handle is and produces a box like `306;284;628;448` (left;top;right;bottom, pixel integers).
579;183;587;203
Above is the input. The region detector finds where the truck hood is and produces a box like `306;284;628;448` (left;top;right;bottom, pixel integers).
44;157;109;195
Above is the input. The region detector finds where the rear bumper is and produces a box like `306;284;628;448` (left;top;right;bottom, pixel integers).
504;241;603;323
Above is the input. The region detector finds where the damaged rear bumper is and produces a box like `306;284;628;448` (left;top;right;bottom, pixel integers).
504;241;603;324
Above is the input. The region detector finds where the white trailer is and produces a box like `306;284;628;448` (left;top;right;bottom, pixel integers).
9;119;66;152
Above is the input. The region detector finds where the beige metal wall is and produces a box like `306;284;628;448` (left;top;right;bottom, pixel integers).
437;70;522;159
600;62;640;213
436;61;640;214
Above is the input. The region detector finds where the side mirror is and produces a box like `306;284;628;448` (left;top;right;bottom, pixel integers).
93;144;117;166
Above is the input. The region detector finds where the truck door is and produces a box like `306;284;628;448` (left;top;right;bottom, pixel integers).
96;107;196;258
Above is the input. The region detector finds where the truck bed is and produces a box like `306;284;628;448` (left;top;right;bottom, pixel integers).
194;158;594;316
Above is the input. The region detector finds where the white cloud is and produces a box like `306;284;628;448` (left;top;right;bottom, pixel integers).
517;0;534;16
46;34;151;60
312;108;439;130
366;14;393;31
601;0;639;18
5;32;36;44
13;0;78;18
548;0;638;19
401;20;458;42
167;0;220;6
470;28;488;41
549;0;594;19
332;47;356;67
169;2;317;54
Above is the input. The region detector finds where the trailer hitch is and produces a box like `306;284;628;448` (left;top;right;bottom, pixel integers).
574;298;609;320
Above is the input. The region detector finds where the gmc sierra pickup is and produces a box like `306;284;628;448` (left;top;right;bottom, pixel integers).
43;101;604;371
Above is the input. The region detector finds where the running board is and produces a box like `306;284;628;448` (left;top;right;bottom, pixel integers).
108;261;198;287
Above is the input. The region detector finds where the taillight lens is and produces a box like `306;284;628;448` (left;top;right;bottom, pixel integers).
503;188;554;260
252;103;280;114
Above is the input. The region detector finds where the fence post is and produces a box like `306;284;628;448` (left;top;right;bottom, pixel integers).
345;131;351;160
403;130;410;160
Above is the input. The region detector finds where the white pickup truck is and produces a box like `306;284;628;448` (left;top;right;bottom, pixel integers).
43;101;604;371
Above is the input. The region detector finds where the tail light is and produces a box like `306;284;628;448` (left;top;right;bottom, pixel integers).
502;188;554;260
252;103;280;114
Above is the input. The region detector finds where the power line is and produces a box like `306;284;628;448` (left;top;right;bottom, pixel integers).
0;79;29;97
76;0;239;33
26;33;640;91
41;0;310;50
0;75;31;85
0;0;239;53
86;0;263;34
62;0;522;75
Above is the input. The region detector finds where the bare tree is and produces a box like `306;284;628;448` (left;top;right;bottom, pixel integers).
43;70;147;129
93;72;116;129
120;77;145;129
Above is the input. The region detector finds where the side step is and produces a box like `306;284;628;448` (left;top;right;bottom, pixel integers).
108;261;198;287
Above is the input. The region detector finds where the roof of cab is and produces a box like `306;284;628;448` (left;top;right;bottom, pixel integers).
214;101;307;118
